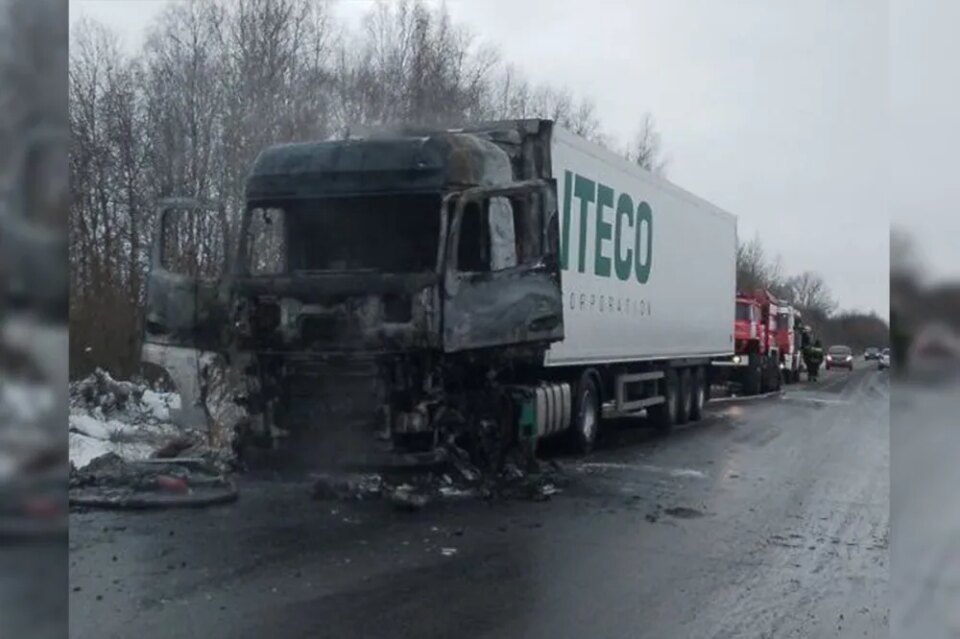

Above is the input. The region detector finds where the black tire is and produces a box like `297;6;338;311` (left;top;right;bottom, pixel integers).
762;358;780;392
690;367;706;421
743;359;762;395
650;369;678;434
676;369;692;425
567;371;600;454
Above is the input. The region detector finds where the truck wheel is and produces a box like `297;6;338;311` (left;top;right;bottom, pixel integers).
567;372;600;454
650;369;678;434
743;360;762;395
676;369;692;425
761;358;777;393
690;367;706;421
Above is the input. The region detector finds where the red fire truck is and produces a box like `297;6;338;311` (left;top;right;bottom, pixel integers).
712;290;784;395
766;291;804;384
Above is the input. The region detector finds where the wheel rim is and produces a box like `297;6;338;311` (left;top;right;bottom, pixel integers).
580;389;597;441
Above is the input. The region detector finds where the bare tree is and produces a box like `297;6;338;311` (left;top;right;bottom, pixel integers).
345;0;497;130
787;271;838;317
736;235;771;291
735;234;794;299
626;111;668;175
69;19;135;373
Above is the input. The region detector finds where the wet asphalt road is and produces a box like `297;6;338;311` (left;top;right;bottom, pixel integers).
69;365;889;639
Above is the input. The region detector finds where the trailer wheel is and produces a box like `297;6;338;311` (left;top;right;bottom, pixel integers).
676;369;692;425
567;372;600;454
650;369;678;433
690;367;706;421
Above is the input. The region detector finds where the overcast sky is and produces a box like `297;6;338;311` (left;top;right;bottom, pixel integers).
70;0;960;319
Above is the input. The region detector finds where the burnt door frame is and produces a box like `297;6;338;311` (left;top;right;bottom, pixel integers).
442;179;564;353
142;197;231;351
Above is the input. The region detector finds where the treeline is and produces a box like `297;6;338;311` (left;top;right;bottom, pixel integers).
737;235;889;351
69;0;666;379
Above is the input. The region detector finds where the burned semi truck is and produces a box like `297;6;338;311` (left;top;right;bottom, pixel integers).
141;120;736;464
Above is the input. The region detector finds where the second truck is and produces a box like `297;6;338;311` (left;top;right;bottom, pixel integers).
712;290;805;395
141;119;737;464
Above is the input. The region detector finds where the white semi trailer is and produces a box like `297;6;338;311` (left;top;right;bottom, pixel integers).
142;120;737;461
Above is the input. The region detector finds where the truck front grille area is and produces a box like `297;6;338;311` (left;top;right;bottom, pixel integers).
300;315;345;344
382;294;412;322
277;359;387;444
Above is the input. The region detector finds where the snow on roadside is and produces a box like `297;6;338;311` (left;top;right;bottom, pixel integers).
68;432;156;471
140;388;180;423
68;369;197;470
69;413;115;440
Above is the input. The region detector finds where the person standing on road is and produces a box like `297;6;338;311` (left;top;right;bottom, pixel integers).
804;339;825;381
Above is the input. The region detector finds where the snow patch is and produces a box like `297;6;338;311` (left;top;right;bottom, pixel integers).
68;370;197;470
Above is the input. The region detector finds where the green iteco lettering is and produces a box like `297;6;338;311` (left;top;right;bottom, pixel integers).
560;170;653;283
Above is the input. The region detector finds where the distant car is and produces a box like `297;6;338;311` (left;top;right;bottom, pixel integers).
826;345;854;371
864;347;880;361
878;348;890;370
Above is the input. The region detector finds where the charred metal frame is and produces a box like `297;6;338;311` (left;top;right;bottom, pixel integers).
141;121;566;462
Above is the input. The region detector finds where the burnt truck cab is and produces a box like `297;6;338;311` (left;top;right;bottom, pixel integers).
141;120;564;460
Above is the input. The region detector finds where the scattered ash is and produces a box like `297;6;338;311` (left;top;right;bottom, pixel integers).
310;446;569;512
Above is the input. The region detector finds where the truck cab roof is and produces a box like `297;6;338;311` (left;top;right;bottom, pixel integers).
246;132;514;202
